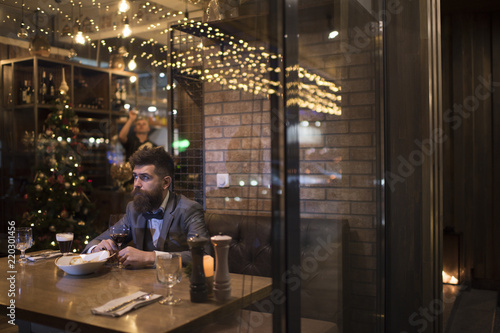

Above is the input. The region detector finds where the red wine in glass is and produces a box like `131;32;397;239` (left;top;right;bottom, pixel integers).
110;233;128;245
109;224;129;269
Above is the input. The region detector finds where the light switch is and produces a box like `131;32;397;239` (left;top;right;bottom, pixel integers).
217;173;229;188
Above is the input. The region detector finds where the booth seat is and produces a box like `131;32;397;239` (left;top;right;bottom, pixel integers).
204;213;348;332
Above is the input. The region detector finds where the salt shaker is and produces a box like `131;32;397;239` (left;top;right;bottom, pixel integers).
187;234;208;303
211;235;232;301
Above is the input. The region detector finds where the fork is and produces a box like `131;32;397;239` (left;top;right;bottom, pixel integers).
105;292;154;313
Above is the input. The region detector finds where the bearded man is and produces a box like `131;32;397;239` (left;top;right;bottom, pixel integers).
84;147;212;268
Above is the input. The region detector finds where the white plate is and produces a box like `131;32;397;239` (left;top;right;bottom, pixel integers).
55;251;110;275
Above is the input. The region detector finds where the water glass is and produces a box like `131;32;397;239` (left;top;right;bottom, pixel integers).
156;253;182;305
16;227;33;263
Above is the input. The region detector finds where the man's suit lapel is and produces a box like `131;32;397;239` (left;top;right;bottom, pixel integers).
157;191;177;251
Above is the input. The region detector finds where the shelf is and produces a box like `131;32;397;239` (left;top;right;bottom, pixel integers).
73;108;112;115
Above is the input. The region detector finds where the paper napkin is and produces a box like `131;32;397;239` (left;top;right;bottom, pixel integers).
91;291;162;317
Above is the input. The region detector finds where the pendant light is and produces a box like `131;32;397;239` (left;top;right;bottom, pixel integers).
118;0;131;13
122;17;132;38
74;2;85;45
17;0;28;39
29;10;51;57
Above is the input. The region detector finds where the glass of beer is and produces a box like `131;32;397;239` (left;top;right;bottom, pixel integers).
56;232;74;255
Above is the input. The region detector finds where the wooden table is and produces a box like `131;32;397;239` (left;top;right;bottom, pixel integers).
0;254;272;333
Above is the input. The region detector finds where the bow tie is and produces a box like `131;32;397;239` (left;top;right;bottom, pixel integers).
142;210;164;220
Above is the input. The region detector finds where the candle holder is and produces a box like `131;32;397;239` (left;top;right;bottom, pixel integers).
211;235;232;302
187;234;208;303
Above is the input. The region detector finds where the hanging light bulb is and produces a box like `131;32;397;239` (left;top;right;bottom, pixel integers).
118;0;130;13
75;30;85;45
128;57;137;71
17;0;28;39
122;17;132;37
74;3;85;45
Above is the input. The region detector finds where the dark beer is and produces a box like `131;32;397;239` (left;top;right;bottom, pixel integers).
56;233;74;255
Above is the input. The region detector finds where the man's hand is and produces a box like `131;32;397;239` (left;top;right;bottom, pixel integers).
92;239;118;253
128;110;138;122
118;247;156;268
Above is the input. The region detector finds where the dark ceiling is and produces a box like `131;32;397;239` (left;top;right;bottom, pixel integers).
441;0;500;12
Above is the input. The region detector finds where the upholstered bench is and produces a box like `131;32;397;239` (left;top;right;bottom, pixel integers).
204;213;348;332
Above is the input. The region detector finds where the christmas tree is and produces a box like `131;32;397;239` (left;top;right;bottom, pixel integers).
22;92;97;252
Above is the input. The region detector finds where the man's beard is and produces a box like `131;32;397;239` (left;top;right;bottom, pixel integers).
132;184;164;213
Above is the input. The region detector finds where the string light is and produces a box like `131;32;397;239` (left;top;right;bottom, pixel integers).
170;21;342;115
4;3;341;115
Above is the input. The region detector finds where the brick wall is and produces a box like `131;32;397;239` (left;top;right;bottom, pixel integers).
204;81;272;216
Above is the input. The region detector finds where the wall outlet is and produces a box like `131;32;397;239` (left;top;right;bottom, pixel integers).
217;173;229;188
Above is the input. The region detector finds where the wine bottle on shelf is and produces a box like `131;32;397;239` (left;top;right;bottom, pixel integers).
48;73;56;102
19;80;27;104
25;80;33;104
120;83;127;105
40;70;47;104
113;82;122;110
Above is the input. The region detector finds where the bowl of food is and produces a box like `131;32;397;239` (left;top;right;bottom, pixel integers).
55;251;110;275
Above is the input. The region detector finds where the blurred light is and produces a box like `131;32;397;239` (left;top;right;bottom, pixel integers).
300;121;309;127
172;109;178;115
234;197;241;202
57;136;63;142
159;73;166;78
122;20;132;37
124;103;131;110
148;106;157;112
250;180;258;186
239;180;245;186
75;30;85;45
118;0;130;13
172;139;190;152
128;58;137;70
328;30;339;39
130;76;137;83
315;121;321;127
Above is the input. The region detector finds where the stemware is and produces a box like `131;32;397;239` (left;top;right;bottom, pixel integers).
16;227;33;264
156;253;182;305
109;222;129;269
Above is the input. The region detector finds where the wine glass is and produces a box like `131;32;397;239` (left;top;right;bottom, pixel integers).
109;223;130;269
156;253;182;305
16;227;33;264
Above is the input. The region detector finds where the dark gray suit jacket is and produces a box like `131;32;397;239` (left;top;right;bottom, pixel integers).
84;191;212;265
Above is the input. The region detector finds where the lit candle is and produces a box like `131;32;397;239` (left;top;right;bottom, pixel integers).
203;255;214;277
203;255;214;296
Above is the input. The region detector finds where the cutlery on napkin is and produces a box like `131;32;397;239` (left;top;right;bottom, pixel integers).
91;291;161;317
27;251;63;262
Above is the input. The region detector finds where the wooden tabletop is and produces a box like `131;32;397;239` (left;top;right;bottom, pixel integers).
0;254;272;333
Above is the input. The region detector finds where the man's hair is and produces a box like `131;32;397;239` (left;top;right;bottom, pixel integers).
129;146;174;178
134;116;148;124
